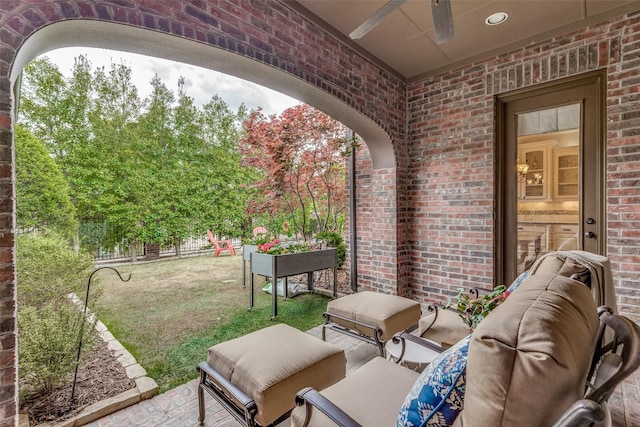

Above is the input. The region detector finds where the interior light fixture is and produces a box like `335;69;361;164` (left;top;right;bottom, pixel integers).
517;159;529;182
485;12;508;26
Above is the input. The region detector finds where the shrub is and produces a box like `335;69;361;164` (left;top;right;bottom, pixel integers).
17;232;94;308
314;231;346;267
18;302;96;397
17;232;96;400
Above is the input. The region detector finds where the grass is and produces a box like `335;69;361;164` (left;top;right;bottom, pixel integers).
93;253;330;392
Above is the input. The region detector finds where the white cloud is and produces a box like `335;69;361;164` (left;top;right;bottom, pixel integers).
42;47;299;116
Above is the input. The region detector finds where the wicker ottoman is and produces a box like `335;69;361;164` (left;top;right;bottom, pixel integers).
322;291;421;355
197;323;346;427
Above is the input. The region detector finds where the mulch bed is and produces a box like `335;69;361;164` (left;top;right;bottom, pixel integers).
296;267;353;296
20;330;136;426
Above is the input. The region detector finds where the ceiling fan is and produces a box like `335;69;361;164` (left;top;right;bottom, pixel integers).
349;0;454;44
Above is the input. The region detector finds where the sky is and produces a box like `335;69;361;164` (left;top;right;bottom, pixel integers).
42;47;300;116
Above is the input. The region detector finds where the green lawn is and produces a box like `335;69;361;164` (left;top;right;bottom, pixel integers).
93;254;330;392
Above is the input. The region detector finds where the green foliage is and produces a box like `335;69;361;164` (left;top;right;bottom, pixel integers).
17;233;94;308
444;285;509;329
18;303;95;397
255;239;311;255
314;231;347;267
16;233;96;398
15;125;78;239
19;55;255;260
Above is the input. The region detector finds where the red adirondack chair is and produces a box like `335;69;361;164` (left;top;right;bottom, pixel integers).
207;230;236;257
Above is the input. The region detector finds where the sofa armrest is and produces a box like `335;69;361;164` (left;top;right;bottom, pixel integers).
295;387;362;427
388;329;445;364
419;287;491;336
551;399;607;427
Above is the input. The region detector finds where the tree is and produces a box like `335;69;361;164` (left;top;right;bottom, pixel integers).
87;61;146;260
15;125;77;238
18;55;257;260
197;95;253;238
239;105;351;239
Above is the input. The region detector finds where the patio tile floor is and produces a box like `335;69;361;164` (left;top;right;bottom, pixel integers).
85;325;639;427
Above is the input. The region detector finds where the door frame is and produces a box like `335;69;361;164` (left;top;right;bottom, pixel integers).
494;70;607;285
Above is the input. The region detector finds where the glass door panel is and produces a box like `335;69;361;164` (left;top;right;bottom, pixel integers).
516;104;581;274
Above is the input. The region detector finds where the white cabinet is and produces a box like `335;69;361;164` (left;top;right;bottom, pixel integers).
553;146;579;200
518;142;551;200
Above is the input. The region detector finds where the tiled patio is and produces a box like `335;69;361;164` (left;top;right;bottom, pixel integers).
85;325;639;427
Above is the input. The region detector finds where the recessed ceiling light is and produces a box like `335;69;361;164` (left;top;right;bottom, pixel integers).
485;12;509;26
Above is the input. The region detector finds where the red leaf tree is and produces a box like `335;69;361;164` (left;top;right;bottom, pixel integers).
239;104;352;240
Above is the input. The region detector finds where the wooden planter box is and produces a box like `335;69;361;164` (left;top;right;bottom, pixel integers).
249;248;337;319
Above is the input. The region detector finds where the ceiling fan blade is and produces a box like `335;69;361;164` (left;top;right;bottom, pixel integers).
350;0;408;40
431;0;454;44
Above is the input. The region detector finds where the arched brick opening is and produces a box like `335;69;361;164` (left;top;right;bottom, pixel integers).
0;2;410;422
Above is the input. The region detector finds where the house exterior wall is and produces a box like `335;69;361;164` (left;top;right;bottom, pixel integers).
406;11;640;322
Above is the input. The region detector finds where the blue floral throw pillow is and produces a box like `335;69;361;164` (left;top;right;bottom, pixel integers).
397;334;471;427
507;269;530;293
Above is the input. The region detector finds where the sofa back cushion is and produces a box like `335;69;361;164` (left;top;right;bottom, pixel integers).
459;272;599;427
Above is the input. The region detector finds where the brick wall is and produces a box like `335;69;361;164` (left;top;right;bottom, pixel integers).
406;11;640;319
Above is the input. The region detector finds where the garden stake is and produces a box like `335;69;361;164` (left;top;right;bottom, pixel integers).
71;266;131;402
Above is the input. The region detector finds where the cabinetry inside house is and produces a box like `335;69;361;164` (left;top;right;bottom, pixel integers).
519;142;550;200
550;224;579;250
553;146;579;200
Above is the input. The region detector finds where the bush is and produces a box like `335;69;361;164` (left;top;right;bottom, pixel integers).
17;232;94;308
314;231;346;267
18;302;96;397
17;232;96;399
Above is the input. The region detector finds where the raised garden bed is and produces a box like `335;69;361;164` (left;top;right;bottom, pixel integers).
249;248;337;319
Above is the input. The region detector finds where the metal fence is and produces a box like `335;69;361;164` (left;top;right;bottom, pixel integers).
78;217;240;262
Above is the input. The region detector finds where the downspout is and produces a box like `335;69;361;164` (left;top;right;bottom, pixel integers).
349;130;358;292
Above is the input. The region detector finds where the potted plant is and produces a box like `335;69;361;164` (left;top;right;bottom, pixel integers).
444;285;510;329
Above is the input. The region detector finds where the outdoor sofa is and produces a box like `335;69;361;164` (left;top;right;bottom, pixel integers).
292;251;639;426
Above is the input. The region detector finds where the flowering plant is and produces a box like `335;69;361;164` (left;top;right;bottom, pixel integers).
256;239;311;255
444;285;510;329
244;235;272;245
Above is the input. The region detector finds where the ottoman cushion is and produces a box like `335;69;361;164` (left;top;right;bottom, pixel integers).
207;323;346;426
326;291;421;341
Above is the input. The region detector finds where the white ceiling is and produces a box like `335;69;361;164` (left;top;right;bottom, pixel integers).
290;0;640;81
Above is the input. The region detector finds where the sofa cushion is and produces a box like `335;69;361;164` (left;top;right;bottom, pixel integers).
530;251;589;278
397;334;471;427
458;272;599;427
291;356;420;427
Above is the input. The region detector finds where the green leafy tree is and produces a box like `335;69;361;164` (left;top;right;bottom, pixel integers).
87;62;146;260
197;95;253;238
19;55;257;260
15;125;77;238
19;56;94;216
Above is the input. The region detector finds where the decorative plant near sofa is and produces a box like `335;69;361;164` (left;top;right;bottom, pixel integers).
444;285;510;329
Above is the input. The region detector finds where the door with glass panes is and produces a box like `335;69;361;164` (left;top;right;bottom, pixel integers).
495;71;605;284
